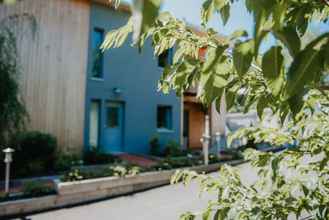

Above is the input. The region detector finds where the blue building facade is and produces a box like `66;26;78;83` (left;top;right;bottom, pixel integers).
84;3;182;155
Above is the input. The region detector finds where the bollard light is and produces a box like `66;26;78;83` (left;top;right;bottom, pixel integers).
215;132;221;154
3;147;14;194
201;115;211;165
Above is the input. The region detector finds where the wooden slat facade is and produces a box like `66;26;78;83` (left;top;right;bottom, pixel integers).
0;0;91;153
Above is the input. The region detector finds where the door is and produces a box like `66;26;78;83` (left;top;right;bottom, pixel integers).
103;102;124;153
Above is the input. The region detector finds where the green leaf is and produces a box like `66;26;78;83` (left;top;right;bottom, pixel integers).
262;46;284;79
262;46;284;96
201;0;214;26
101;19;133;50
132;0;161;44
323;41;329;70
220;4;230;25
213;74;227;88
257;95;268;119
285;33;329;98
213;207;230;220
271;156;280;182
229;30;248;40
202;46;227;73
273;26;301;58
214;0;227;10
202;209;211;220
272;1;287;29
288;92;305;117
233;40;254;76
225;90;235;110
180;212;196;220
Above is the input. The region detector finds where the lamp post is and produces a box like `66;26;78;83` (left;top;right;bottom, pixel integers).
201;115;211;165
215;132;221;154
3;148;14;194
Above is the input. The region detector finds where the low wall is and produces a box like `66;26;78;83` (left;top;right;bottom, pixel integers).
0;160;244;218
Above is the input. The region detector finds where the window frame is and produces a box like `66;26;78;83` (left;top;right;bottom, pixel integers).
157;105;173;132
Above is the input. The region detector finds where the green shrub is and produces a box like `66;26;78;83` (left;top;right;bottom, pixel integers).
61;169;85;182
61;163;143;182
83;149;117;165
208;153;220;164
163;140;184;157
152;156;202;170
11;131;57;177
22;180;55;197
54;153;82;172
149;135;161;156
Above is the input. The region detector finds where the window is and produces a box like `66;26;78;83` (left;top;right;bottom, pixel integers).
106;106;119;128
158;48;173;67
89;100;101;148
157;106;173;130
91;28;104;78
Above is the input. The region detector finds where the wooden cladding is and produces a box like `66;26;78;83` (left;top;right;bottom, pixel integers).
0;0;91;153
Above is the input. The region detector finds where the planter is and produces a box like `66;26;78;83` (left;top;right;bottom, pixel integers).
56;170;175;196
0;159;245;218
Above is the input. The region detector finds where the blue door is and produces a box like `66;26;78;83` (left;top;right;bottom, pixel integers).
103;102;124;153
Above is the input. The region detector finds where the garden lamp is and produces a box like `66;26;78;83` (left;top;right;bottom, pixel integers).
201;115;210;165
3;147;14;194
215;132;221;154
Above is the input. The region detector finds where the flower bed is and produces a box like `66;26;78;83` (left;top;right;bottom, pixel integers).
59;152;241;183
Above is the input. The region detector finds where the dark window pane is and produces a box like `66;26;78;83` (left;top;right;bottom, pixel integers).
92;28;104;78
157;106;173;130
158;49;173;67
107;107;119;128
183;110;189;137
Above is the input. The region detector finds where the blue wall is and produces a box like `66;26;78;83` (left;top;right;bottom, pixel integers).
84;3;181;155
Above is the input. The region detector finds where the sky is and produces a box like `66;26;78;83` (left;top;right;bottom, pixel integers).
125;0;254;36
124;0;328;51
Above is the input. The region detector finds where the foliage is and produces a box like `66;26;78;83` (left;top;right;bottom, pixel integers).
62;168;85;182
103;0;329;121
103;1;329;219
164;140;185;157
54;153;83;172
149;135;161;156
153;156;203;171
22;180;55;198
83;149;118;165
61;163;142;182
0;18;28;147
9;131;57;178
173;94;329;219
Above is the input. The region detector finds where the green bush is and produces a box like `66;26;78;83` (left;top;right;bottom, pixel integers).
61;169;86;182
208;153;220;164
163;140;184;157
22;180;55;197
83;149;117;165
149;135;161;156
152;156;203;170
54;153;82;172
11;131;57;177
61;163;143;182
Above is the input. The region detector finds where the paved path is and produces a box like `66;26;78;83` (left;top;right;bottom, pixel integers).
23;163;255;220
